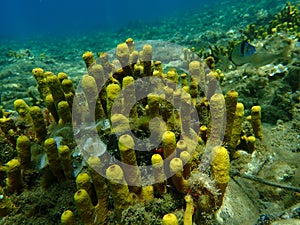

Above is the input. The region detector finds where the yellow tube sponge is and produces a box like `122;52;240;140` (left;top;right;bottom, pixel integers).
176;140;187;155
118;134;142;191
166;69;178;84
16;135;31;171
74;189;95;225
162;131;176;159
162;213;178;225
61;78;75;108
224;90;238;144
88;63;104;88
57;72;68;82
207;93;225;147
81;74;105;121
147;93;161;118
87;156;108;225
122;76;138;125
44;138;65;181
45;94;59;123
180;151;191;179
106;164;133;221
29;106;47;143
170;157;188;193
106;83;121;118
116;43;130;67
247;135;256;154
58;145;73;179
184;195;194;225
125;37;135;53
140;185;154;203
14;99;32;126
229;102;244;157
46;75;66;108
76;172;93;199
140;44;153;77
82;51;95;68
151;154;167;195
99;51;114;75
110;113;130;135
61;78;74;93
57;101;72;125
32;67;44;82
211;146;230;204
6;159;22;193
251;106;263;140
61;210;76;225
198;125;207;143
189;61;205;86
162;131;177;176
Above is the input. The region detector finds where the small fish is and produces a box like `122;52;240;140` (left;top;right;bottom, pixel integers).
230;40;289;67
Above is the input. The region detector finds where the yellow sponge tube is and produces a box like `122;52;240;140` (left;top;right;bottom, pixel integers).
74;189;95;224
29;106;47;143
6;159;22;193
162;213;178;225
61;210;76;225
169;157;187;193
251;106;263;140
44;138;65;181
106;164;133;221
16;135;31;171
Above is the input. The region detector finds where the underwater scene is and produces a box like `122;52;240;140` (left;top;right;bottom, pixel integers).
0;0;300;224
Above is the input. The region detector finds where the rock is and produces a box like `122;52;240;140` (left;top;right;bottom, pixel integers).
215;179;260;225
271;219;300;225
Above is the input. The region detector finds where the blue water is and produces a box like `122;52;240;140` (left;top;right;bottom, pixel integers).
0;0;218;38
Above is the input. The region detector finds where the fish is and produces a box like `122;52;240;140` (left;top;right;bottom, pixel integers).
229;40;290;67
